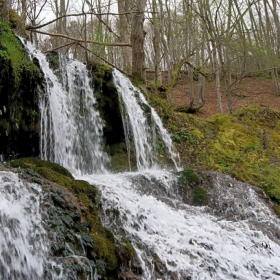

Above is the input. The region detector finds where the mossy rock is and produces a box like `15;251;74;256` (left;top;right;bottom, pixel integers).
0;22;43;160
192;186;208;206
8;9;27;37
10;157;73;178
9;157;121;277
168;104;280;216
91;229;118;272
116;238;136;265
175;168;201;190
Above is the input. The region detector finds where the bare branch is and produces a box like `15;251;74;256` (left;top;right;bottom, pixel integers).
78;43;127;75
30;29;132;47
26;11;135;30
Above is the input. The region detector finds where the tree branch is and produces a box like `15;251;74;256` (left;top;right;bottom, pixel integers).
26;11;135;30
30;29;132;47
78;43;127;75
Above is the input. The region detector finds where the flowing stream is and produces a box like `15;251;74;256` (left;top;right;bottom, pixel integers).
79;170;280;280
0;171;62;280
2;39;280;279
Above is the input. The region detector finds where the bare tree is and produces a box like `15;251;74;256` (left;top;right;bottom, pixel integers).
131;0;147;81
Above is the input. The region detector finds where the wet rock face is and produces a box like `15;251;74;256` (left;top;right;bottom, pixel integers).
43;189;98;279
199;171;280;244
0;37;42;161
14;167;98;279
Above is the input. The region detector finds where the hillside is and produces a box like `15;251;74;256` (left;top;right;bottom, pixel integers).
151;82;280;217
170;76;280;117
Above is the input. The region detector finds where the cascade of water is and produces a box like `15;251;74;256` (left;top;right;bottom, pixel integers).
20;38;280;279
22;39;109;175
79;171;280;280
112;69;179;171
0;171;62;280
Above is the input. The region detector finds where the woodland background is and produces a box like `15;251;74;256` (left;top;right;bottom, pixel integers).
1;0;280;115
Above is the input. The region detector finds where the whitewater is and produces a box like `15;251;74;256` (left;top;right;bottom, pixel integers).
2;37;279;279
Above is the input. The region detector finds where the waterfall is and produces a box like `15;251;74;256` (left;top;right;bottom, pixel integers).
112;69;179;171
13;39;280;279
23;39;109;175
0;171;61;280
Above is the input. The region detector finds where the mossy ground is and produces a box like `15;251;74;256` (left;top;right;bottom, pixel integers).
162;104;280;216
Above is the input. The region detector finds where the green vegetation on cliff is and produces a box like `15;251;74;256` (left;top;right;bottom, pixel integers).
0;20;41;87
0;21;42;158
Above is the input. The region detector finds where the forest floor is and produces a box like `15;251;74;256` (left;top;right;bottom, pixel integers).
167;76;280;118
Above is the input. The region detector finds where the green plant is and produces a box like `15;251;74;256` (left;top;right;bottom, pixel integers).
193;187;208;206
172;129;195;143
176;168;201;190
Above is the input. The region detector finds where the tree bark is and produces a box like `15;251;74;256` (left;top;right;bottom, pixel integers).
131;0;147;81
117;0;133;74
152;0;162;85
0;0;11;21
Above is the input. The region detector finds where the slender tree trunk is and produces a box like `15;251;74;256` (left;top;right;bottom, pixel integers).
152;0;162;85
0;0;11;21
212;42;223;113
224;0;233;114
131;0;147;81
198;36;205;106
21;0;27;23
118;0;133;74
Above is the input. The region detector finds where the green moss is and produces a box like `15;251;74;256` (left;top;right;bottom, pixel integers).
10;157;74;178
175;168;201;190
8;9;26;36
0;21;41;87
92;230;118;271
273;204;280;218
88;62;112;88
116;238;136;264
171;129;196;144
192;187;208;206
167;104;280;216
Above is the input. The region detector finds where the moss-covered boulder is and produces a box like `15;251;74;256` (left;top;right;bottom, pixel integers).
168;104;280;216
174;168;208;206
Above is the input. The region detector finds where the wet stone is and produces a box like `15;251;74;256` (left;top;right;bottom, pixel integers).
66;231;76;242
67;204;78;210
32;178;42;185
51;193;66;207
18;173;28;180
81;233;93;243
69;211;81;222
81;234;93;248
74;221;91;232
61;216;73;228
26;168;39;177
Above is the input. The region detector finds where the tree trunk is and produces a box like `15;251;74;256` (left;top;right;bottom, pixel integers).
152;0;162;85
0;0;11;21
118;0;133;74
131;0;147;81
